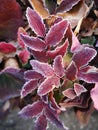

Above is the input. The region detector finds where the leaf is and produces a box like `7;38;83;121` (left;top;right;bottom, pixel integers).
19;100;44;118
0;0;24;40
35;114;47;130
19;50;30;64
62;88;76;99
45;106;67;129
72;47;97;69
46;39;69;59
24;70;43;80
20;34;46;52
38;76;60;96
65;61;77;81
91;83;98;110
74;83;87;96
81;36;96;45
28;0;49;19
0;42;16;54
21;79;38;98
30;60;54;77
53;55;64;77
26;7;46;37
56;0;80;13
45;20;68;47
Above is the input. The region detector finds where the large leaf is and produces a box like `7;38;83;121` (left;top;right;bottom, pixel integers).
45;20;68;47
0;0;24;40
26;7;46;37
30;60;54;77
19;100;44;118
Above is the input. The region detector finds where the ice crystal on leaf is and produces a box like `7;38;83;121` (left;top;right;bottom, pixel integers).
20;7;98;130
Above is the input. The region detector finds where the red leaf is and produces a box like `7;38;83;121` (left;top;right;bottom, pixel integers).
45;20;69;47
65;61;77;81
35;114;47;130
72;47;97;69
57;0;80;13
62;88;76;99
21;79;38;98
26;7;46;37
45;107;67;129
0;42;16;54
19;101;44;118
46;39;69;59
91;83;98;110
74;83;87;96
20;34;46;51
19;50;30;64
30;60;54;77
53;55;64;77
38;76;60;96
24;70;43;80
0;0;24;40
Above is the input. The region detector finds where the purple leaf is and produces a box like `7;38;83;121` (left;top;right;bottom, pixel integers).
19;50;30;64
24;70;43;80
20;34;46;51
19;100;44;118
74;83;87;96
38;76;60;96
26;7;46;37
65;61;77;81
46;39;69;59
57;0;80;13
78;71;98;83
45;106;67;129
53;55;64;77
30;60;54;77
21;79;38;98
45;20;68;47
91;83;98;110
62;88;76;99
72;47;97;69
35;114;47;130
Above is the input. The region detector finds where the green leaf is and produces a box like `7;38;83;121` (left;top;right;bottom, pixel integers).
81;36;96;45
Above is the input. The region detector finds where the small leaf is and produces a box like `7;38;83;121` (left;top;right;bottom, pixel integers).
30;60;54;77
35;114;47;130
65;61;77;81
45;20;68;47
53;55;64;77
19;101;44;118
72;47;97;68
24;70;43;80
19;50;30;64
26;7;46;37
62;88;76;99
0;42;16;54
81;36;96;45
91;83;98;110
38;76;60;96
20;34;46;51
21;79;38;98
47;39;69;59
74;83;87;96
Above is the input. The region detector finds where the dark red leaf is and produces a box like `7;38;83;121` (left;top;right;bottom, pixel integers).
19;50;30;64
26;7;46;37
46;39;69;59
21;79;38;98
20;34;46;51
53;55;64;77
35;114;47;130
45;20;68;47
38;76;60;96
0;42;16;54
19;101;44;118
30;60;54;77
57;0;80;13
72;47;97;69
65;61;77;81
